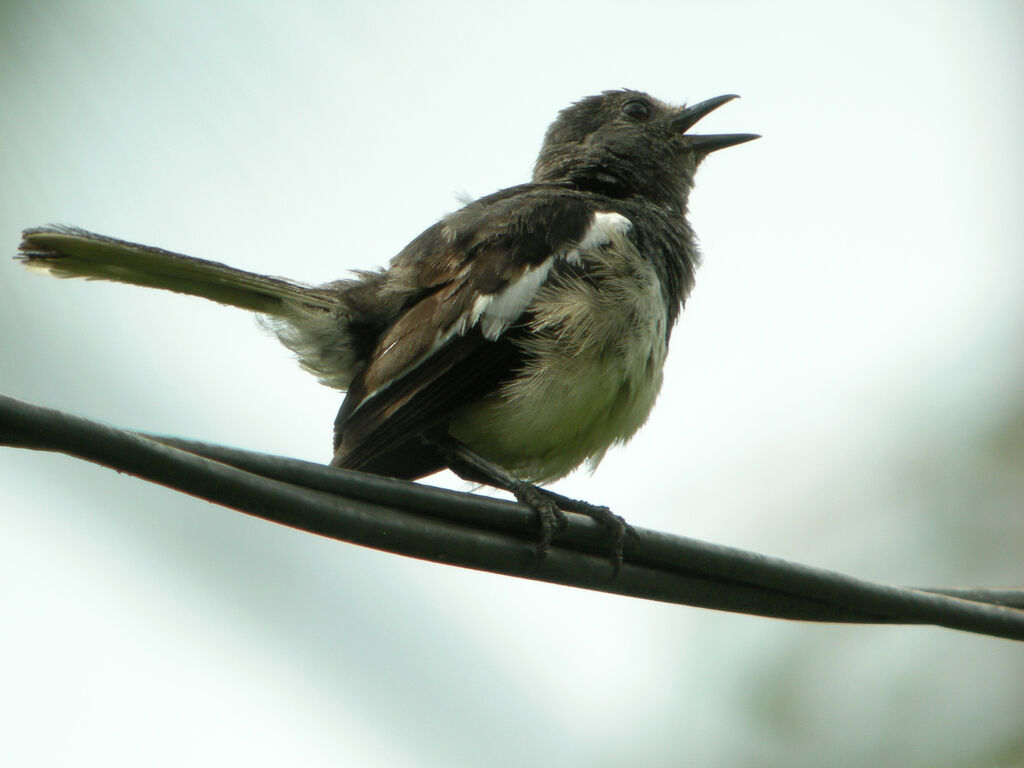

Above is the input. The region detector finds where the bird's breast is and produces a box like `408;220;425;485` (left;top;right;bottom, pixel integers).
447;223;669;483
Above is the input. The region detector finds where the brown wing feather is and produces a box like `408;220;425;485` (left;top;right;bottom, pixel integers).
330;188;595;478
331;328;523;477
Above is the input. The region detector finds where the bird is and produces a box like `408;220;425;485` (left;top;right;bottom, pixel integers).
17;89;757;557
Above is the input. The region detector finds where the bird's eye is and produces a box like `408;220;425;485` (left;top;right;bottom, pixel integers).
621;99;651;120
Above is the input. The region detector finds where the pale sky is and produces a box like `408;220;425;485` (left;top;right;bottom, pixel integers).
2;2;1023;766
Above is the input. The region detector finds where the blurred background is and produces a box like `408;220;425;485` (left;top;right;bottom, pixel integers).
1;1;1022;765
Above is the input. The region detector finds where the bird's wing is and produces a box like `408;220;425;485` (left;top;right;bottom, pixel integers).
331;188;629;479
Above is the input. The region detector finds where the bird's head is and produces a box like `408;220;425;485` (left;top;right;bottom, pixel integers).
532;90;757;208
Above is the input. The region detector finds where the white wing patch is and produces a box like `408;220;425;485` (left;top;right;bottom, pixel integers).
468;210;634;343
575;211;632;254
362;210;634;406
471;257;557;340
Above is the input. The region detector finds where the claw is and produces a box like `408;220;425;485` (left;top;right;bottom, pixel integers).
575;501;632;576
512;481;568;567
523;488;632;577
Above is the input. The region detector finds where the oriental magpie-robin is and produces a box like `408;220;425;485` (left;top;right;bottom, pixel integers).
18;89;757;556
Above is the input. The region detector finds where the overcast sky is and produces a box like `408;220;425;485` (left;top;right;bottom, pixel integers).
2;2;1023;766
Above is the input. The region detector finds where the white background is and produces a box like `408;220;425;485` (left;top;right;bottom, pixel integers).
2;2;1022;766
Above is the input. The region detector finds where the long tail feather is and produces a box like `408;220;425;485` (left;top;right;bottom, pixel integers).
18;226;337;316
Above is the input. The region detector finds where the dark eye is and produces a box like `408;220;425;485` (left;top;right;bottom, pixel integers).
621;99;651;120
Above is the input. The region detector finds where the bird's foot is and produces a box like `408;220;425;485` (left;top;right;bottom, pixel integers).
510;480;569;565
425;430;628;574
540;491;633;576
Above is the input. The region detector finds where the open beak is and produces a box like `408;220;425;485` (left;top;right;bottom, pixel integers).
669;94;759;153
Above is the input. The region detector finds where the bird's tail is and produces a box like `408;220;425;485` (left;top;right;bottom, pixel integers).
17;226;338;315
16;225;376;390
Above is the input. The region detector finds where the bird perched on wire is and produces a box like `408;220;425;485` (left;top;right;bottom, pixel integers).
18;89;757;556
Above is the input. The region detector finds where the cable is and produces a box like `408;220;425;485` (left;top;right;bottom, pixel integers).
2;393;1022;641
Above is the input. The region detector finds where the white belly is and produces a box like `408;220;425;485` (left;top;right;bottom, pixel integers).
448;231;669;483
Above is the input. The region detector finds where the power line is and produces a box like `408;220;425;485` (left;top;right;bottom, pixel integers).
2;393;1022;641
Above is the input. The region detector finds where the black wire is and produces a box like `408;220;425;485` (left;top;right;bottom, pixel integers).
2;393;1022;640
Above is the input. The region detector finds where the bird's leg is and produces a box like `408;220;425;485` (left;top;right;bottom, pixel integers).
427;431;567;555
426;431;630;571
